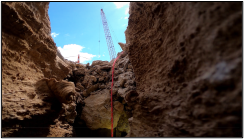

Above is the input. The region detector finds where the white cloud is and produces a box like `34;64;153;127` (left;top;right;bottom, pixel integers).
58;44;96;64
103;54;105;56
122;24;126;26
97;55;101;58
113;2;129;9
124;17;128;19
125;7;129;15
51;32;59;38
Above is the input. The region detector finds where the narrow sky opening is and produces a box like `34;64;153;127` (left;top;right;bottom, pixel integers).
48;2;130;64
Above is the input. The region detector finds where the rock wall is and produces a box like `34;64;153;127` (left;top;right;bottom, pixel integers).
125;2;242;137
2;2;71;137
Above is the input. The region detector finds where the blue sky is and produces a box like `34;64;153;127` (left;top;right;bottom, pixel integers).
48;2;129;64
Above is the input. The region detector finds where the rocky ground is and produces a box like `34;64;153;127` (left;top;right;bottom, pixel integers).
1;2;242;137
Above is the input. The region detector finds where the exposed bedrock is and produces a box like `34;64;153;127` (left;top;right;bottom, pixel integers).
125;2;242;137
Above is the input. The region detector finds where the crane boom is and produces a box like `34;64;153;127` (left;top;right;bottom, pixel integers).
100;9;116;60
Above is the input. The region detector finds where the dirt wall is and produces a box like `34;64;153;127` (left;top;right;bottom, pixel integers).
125;2;242;137
2;2;71;137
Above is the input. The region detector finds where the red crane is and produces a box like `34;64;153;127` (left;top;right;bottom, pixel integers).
100;9;116;61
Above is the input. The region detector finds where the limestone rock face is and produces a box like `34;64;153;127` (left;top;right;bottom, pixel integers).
80;89;123;130
125;2;242;137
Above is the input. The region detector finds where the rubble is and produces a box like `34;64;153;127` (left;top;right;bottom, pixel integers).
65;49;136;136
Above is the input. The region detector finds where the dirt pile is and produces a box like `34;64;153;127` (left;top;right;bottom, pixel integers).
125;2;242;137
1;2;72;137
65;50;135;137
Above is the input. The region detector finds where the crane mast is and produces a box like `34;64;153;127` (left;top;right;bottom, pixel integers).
100;9;116;60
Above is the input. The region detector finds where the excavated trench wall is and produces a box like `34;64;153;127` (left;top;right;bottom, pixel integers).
1;2;74;137
125;2;242;137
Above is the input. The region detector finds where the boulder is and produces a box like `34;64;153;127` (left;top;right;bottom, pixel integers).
80;89;123;130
